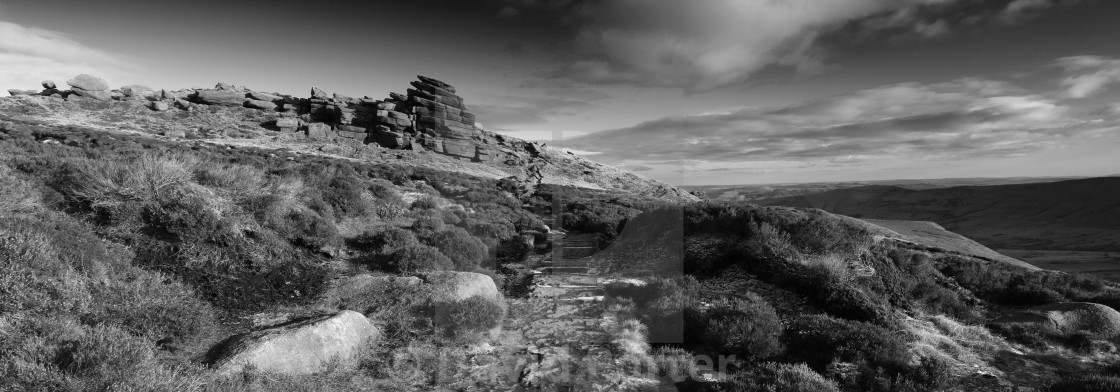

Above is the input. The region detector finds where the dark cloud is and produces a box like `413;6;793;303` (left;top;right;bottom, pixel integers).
498;0;1087;91
565;77;1104;164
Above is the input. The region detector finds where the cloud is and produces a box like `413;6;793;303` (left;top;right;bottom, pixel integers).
0;20;132;90
564;77;1100;165
471;85;611;128
1056;55;1120;98
504;0;1080;91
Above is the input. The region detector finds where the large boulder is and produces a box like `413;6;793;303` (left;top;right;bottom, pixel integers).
417;271;501;304
211;310;378;376
195;90;246;106
67;74;109;91
41;80;56;89
994;302;1120;339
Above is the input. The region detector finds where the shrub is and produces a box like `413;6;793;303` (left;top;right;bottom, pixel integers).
385;243;454;273
411;196;439;210
353;227;418;254
784;314;912;375
752;362;841;392
698;296;785;360
1049;374;1120;392
428;227;490;270
435;295;504;341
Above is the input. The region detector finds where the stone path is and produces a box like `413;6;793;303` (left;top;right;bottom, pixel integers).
437;227;672;391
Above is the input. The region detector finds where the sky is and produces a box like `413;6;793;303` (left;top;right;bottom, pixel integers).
2;0;1119;185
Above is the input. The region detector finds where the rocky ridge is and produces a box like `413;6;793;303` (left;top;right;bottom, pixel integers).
4;74;697;203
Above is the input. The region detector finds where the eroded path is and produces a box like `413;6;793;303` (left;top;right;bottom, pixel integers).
439;230;670;391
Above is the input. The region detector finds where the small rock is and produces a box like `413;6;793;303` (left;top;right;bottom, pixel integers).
162;129;186;138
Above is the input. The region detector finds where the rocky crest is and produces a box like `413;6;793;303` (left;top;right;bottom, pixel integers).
4;74;698;203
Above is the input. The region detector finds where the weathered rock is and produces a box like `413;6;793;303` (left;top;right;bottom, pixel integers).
7;89;36;96
121;84;155;99
248;91;282;102
211;310;378;376
215;82;236;90
150;101;170;111
245;99;278;110
66;74;109;91
417;271;500;304
161;89;177;99
307;122;331;139
311;86;329;99
994;302;1120;339
196;90;246;106
41;80;56;89
276;118;299;131
70;88;112;100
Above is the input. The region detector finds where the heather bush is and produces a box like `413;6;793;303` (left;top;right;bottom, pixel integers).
696;296;785;360
784;314;912;375
1049;374;1120;392
428;226;490;270
385;243;454;273
746;362;841;392
434;295;504;341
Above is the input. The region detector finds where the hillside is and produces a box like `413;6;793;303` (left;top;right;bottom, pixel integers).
687;176;1085;202
758;178;1120;251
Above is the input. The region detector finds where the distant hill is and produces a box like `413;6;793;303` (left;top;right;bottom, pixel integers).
685;176;1085;202
758;177;1120;251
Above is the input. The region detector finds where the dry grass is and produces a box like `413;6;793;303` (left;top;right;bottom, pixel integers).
903;313;1011;370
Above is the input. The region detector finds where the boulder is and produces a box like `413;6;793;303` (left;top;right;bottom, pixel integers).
215;82;236;90
245;99;278;110
275;118;299;131
196;90;246;106
70;88;112;100
7;89;36;96
150;101;170;111
161;89;177;99
416;271;500;304
66;74;109;91
248;91;282;102
994;302;1120;339
41;80;56;89
211;310;378;376
311;86;329;99
306;122;331;139
121;84;155;99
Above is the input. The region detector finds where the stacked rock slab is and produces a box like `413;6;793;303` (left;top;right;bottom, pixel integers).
369;76;487;161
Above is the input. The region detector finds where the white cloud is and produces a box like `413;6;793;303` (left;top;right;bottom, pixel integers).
0;20;132;91
564;76;1100;165
1056;55;1120;98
